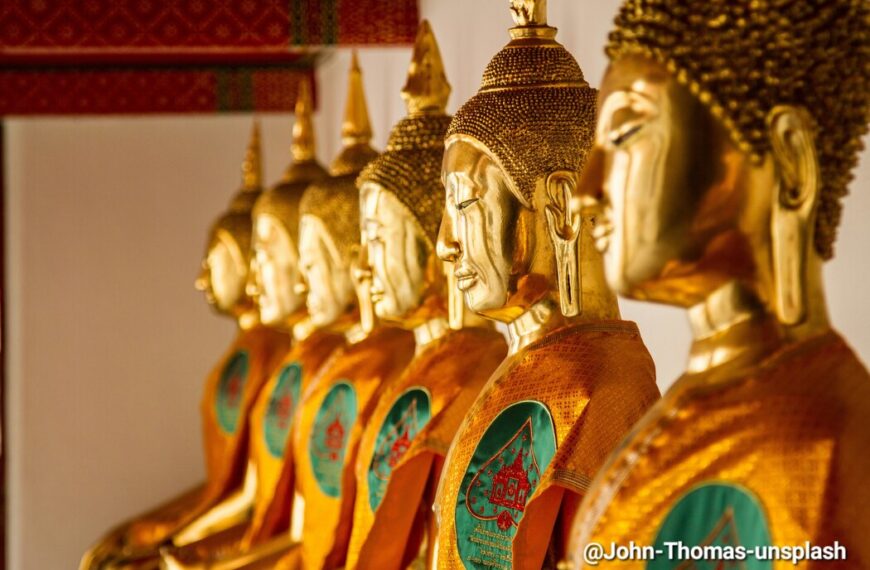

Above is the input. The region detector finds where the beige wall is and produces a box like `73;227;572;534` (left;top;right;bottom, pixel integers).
5;1;869;568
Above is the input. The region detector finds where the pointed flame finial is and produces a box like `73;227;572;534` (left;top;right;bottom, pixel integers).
241;119;262;191
509;0;547;27
401;20;451;115
341;50;373;146
291;77;316;162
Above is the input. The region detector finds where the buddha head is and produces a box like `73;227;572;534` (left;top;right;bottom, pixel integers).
437;0;610;324
591;0;869;326
357;20;453;328
196;122;263;324
298;53;379;329
248;78;328;328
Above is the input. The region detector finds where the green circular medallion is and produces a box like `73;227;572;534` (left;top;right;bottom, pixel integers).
263;362;303;458
367;387;432;511
456;400;557;569
309;381;357;498
648;483;772;570
216;350;249;434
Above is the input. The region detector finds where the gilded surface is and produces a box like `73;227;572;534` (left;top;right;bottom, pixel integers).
194;122;264;329
434;3;659;568
244;330;344;545
346;22;507;570
566;0;870;567
161;330;344;568
292;326;415;569
568;333;870;568
84;326;288;569
606;0;870;260
356;19;452;247
347;327;507;569
436;323;658;569
82;126;283;570
195;326;290;523
248;77;327;330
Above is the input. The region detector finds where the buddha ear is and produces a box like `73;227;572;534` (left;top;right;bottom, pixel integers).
544;170;582;317
350;243;376;334
767;105;820;326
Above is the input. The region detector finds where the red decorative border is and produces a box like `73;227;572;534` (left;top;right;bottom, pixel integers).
1;0;419;64
0;64;316;115
0;1;418;115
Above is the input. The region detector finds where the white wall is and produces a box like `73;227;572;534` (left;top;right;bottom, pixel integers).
5;1;868;568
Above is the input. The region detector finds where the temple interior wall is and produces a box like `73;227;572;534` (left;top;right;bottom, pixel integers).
5;1;869;567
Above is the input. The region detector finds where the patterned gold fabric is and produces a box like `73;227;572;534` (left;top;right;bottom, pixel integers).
195;327;290;521
159;329;345;567
245;329;345;546
346;327;508;569
569;332;870;569
292;326;416;569
436;322;659;569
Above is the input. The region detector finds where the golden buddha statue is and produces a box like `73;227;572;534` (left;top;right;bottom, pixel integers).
272;52;417;570
344;21;508;570
432;2;661;568
157;78;348;569
565;0;870;568
81;124;291;570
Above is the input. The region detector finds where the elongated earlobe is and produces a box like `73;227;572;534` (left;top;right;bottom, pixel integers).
768;106;820;326
350;244;376;334
545;171;582;317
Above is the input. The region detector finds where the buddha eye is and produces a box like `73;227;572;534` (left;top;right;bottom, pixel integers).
610;122;643;147
457;197;480;211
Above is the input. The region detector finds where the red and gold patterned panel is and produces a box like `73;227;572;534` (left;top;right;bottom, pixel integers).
0;0;418;114
0;65;315;115
0;0;418;59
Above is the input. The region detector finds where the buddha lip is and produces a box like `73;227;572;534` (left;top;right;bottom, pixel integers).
455;271;477;291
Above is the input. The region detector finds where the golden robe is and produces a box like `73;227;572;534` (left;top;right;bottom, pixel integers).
81;325;289;569
436;321;659;570
346;327;508;569
291;326;416;569
568;331;870;569
160;329;344;566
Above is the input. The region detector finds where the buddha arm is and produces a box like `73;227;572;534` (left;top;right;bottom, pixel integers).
210;534;300;570
172;461;258;547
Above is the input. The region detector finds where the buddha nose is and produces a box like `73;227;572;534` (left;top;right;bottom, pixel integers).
436;217;461;263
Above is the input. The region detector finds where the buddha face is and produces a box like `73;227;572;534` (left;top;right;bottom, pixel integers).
249;214;305;326
298;215;354;327
438;138;520;316
196;232;248;313
360;182;430;321
593;54;769;306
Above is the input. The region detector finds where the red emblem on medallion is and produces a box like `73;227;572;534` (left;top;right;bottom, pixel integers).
275;394;292;429
488;451;531;522
325;416;345;460
388;428;412;468
226;374;242;407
